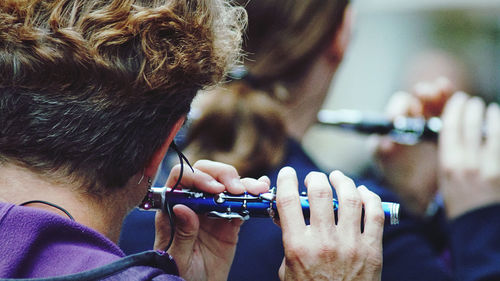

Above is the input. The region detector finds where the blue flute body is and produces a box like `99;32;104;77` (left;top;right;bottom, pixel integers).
140;187;400;225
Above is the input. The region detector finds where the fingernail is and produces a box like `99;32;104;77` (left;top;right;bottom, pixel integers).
331;170;343;177
258;175;270;182
490;103;500;112
454;91;469;99
436;76;451;87
358;185;368;191
414;82;432;94
278;166;296;178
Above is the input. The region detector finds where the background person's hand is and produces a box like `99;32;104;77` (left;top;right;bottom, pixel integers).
439;92;500;219
371;77;453;216
154;160;270;281
276;167;384;281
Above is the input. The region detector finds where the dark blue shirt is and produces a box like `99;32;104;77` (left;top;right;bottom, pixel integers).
120;138;499;281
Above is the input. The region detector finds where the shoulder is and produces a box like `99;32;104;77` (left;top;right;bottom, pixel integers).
0;202;183;280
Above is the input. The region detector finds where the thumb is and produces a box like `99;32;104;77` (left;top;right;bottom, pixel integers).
154;210;173;250
167;205;200;271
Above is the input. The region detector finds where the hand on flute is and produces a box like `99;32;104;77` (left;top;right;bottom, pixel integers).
439;92;500;219
275;167;383;281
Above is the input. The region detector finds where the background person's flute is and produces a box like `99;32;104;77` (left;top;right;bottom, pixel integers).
317;109;442;145
140;187;400;226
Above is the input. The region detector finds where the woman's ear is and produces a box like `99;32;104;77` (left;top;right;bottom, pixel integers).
144;117;185;178
326;5;354;64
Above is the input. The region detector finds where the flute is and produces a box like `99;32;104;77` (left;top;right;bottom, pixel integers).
140;187;400;226
317;109;442;145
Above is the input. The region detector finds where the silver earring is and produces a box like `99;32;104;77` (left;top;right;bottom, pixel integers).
137;173;145;185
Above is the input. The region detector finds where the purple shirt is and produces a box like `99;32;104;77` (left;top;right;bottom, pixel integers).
0;202;183;280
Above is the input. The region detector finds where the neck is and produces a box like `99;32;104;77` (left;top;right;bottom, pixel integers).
0;163;136;243
285;52;339;140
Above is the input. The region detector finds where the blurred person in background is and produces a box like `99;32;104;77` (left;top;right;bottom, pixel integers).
119;1;467;281
371;48;476;217
373;77;500;281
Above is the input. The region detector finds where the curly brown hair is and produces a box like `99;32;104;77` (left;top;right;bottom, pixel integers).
0;0;245;194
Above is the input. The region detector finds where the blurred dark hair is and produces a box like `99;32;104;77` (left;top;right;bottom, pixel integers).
184;0;348;178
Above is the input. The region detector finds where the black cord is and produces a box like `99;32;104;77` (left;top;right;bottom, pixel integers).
20;200;75;221
163;141;194;251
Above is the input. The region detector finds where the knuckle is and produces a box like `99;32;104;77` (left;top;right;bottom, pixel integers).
440;164;459;179
371;211;386;227
343;195;362;210
277;193;300;209
317;241;337;259
341;246;360;262
308;187;332;201
285;243;307;260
